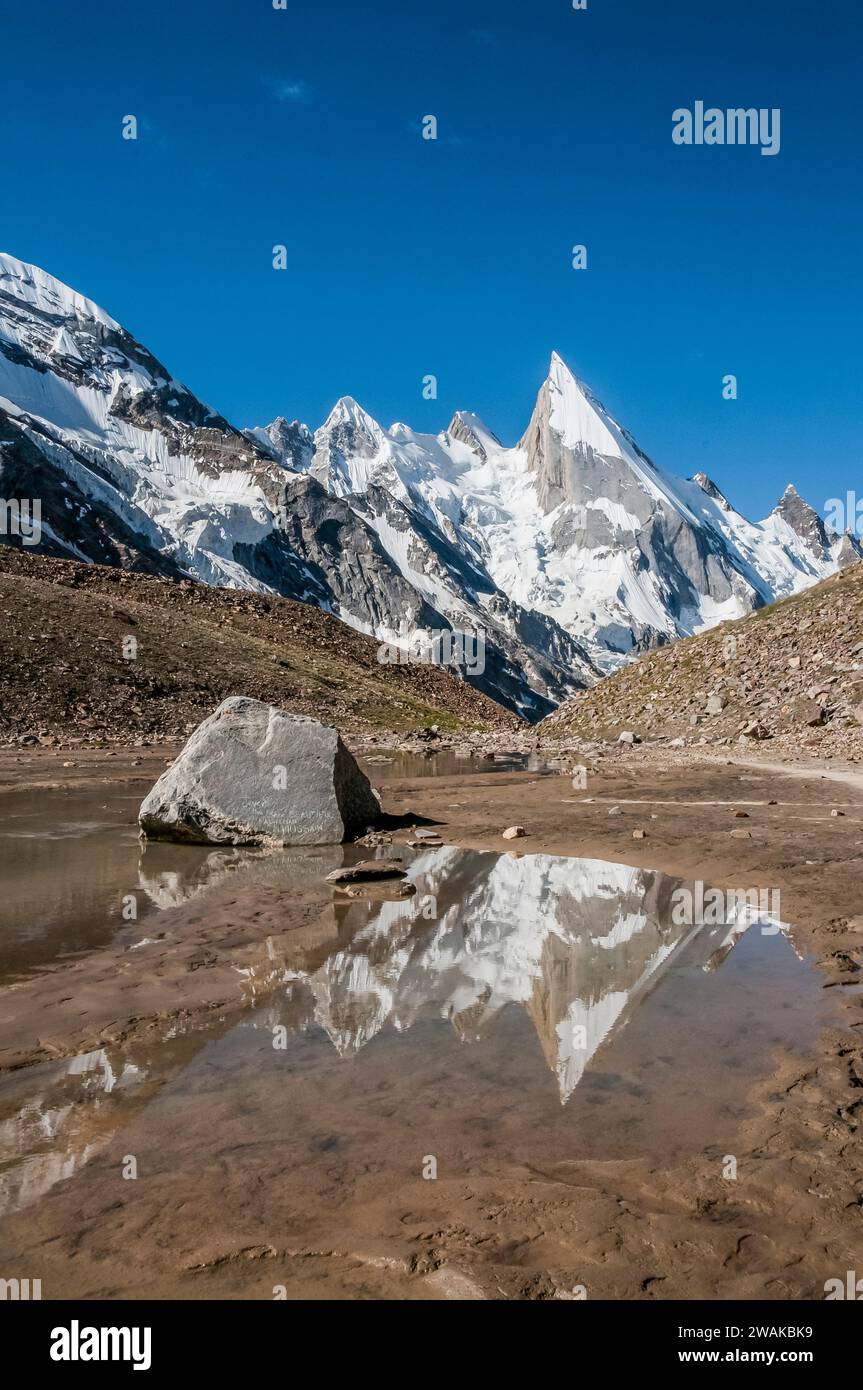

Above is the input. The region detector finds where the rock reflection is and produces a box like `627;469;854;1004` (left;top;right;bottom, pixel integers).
136;841;344;911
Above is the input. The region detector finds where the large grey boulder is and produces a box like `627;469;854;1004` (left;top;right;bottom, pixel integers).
139;697;380;846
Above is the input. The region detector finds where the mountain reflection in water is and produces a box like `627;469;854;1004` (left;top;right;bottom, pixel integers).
281;847;781;1102
0;845;794;1217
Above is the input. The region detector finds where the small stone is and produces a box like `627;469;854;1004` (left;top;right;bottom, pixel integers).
632;828;646;840
793;697;825;727
502;825;526;840
355;830;393;848
730;828;752;839
618;730;640;745
741;720;770;741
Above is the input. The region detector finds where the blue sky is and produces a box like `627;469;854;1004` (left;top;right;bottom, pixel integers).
2;0;860;518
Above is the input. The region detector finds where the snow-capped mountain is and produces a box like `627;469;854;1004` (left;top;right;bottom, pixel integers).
266;350;859;675
0;252;856;719
0;252;595;718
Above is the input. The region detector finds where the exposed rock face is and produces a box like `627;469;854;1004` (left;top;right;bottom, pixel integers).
310;397;390;492
139;698;380;846
302;350;861;683
834;533;863;568
246;416;315;473
772;484;832;561
340;482;598;719
0;408;188;574
691;473;732;509
517;356;760;654
446;410;501;462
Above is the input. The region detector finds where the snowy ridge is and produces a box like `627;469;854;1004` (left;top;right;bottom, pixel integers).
297;349;859;671
0;251;596;716
0;253;119;330
0;251;857;717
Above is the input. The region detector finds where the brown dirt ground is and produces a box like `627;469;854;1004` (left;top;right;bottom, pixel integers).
0;548;518;742
0;746;861;1300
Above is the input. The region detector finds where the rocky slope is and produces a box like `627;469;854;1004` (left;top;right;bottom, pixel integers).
0;253;595;720
543;564;863;759
0;549;519;746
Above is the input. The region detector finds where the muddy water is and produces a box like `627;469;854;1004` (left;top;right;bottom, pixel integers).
0;781;834;1296
0;785;338;985
0;757;561;984
358;749;566;779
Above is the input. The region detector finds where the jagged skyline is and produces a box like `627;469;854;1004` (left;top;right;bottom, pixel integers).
1;0;860;520
2;250;857;723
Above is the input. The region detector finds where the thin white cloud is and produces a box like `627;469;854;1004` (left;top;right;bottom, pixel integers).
263;77;312;104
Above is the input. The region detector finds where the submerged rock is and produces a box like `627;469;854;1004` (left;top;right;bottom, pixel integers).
325;860;406;883
139;698;380;846
333;880;417;900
